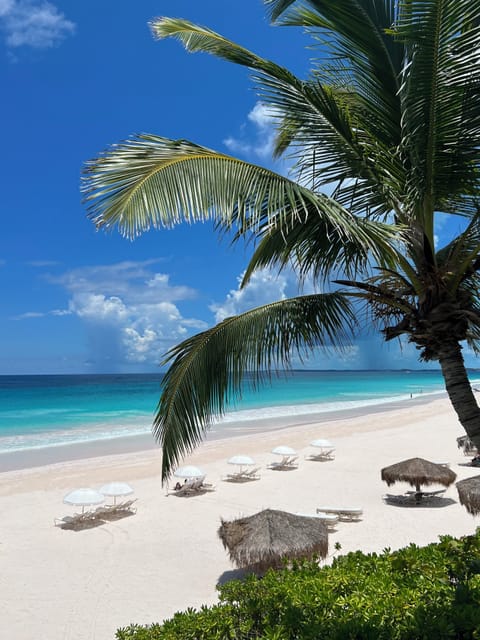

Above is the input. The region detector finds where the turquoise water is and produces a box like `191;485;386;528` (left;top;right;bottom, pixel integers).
0;370;476;454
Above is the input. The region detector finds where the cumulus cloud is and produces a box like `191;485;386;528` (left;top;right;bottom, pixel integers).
210;268;292;323
46;261;208;368
224;102;279;161
0;0;75;50
208;265;445;370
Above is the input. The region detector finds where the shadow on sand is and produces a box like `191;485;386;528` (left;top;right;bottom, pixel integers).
383;495;456;509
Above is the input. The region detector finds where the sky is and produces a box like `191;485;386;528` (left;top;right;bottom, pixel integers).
0;0;476;375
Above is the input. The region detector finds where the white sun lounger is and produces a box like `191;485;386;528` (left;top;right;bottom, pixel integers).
223;467;261;482
168;479;216;496
305;448;336;461
296;511;339;529
267;455;299;470
316;506;363;521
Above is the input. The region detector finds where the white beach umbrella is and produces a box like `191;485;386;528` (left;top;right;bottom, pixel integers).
310;439;334;449
173;465;206;480
228;455;256;473
271;445;296;456
228;455;255;466
63;488;104;513
99;482;134;505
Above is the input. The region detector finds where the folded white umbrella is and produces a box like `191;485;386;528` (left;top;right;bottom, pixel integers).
63;488;104;513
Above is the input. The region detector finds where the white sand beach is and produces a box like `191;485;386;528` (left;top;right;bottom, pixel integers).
1;396;479;639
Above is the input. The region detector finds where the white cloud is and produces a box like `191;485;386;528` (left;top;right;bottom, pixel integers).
17;310;45;318
0;0;74;49
47;261;208;367
70;293;129;323
223;101;278;161
0;0;14;17
210;268;290;323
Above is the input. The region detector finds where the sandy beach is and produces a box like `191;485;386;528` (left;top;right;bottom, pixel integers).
1;395;479;639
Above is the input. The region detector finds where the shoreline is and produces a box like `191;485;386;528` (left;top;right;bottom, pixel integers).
0;391;445;474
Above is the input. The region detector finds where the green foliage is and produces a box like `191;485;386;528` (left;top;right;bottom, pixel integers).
116;530;480;640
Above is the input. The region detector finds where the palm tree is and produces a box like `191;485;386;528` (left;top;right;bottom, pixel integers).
83;0;480;480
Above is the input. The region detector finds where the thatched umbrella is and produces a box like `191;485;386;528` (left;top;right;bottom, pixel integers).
456;475;480;515
218;508;328;574
381;457;456;501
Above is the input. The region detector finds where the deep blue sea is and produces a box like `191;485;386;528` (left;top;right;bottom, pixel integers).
0;370;477;455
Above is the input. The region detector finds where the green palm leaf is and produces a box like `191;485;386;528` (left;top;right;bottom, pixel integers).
155;293;354;480
242;200;400;285
150;17;405;218
83;134;400;249
83;134;327;238
267;0;403;144
395;0;480;226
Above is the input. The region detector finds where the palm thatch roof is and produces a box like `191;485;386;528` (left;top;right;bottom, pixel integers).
381;458;456;490
456;475;480;515
218;508;328;573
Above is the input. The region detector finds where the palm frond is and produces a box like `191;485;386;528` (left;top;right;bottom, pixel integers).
242;198;401;285
335;278;415;315
395;0;480;224
83;134;335;239
267;1;403;145
436;212;480;291
155;293;354;480
150;17;405;218
83;133;398;248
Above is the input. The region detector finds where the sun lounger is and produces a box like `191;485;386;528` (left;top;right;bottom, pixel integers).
383;491;446;505
168;479;216;496
268;456;299;470
93;498;138;519
405;489;446;501
315;506;363;521
305;448;336;461
223;467;261;482
296;511;339;529
457;435;477;455
54;511;104;530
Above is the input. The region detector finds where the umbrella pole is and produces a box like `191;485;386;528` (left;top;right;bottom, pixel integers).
415;482;422;503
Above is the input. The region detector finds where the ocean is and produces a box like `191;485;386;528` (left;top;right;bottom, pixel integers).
0;369;476;457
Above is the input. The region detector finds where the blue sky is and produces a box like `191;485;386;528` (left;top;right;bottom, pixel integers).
0;0;476;375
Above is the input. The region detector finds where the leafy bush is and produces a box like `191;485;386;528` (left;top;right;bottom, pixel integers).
116;530;480;640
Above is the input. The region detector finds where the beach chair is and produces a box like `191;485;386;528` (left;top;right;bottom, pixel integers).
268;455;299;470
199;480;216;492
116;498;138;512
223;467;261;482
243;466;261;480
54;511;104;530
297;511;339;530
168;479;215;496
305;448;336;461
457;435;477;455
382;492;445;506
94;499;138;520
315;506;363;522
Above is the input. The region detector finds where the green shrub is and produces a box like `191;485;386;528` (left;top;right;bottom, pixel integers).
116;530;480;640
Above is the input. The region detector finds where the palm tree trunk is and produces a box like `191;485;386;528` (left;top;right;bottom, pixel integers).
438;343;480;448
